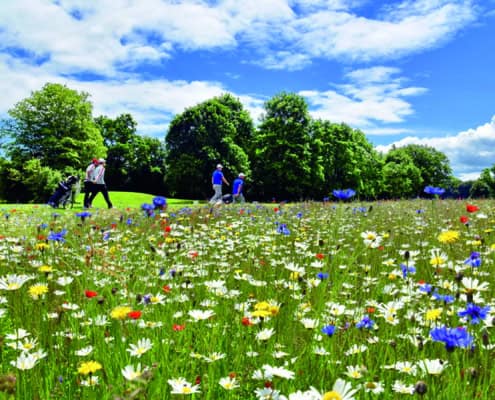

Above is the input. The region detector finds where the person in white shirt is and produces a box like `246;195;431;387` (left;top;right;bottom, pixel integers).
88;158;113;209
83;158;98;208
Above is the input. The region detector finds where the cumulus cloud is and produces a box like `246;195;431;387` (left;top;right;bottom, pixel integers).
300;66;426;126
0;0;479;75
375;116;495;180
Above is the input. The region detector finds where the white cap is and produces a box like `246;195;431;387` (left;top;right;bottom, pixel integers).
239;173;245;178
216;164;223;169
98;158;106;163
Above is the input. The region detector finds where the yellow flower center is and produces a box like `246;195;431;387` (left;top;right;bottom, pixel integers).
323;391;342;400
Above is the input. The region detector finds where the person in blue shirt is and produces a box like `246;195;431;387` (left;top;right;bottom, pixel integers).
210;164;229;204
232;173;246;203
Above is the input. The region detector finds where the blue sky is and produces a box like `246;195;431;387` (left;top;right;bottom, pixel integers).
1;0;494;180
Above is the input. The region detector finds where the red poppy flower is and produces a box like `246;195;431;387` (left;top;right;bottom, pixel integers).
242;317;253;326
273;207;279;213
188;250;199;258
85;290;98;298
229;372;237;379
162;284;171;293
127;310;142;319
460;215;469;224
315;253;325;260
466;204;479;213
173;323;185;331
366;307;376;314
111;223;117;230
195;376;201;385
164;226;172;233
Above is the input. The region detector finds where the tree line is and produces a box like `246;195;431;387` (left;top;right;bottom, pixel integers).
0;82;492;203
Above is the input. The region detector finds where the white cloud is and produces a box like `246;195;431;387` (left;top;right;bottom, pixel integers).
293;1;476;62
375;116;495;180
301;66;426;127
0;0;479;76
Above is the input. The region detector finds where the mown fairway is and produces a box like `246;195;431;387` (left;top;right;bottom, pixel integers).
0;199;494;399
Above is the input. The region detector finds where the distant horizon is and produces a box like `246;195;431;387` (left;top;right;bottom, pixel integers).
1;0;494;181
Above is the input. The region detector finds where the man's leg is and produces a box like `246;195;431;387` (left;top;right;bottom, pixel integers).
210;184;222;204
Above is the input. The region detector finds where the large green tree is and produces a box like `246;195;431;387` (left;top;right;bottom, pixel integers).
309;121;383;199
1;83;106;171
251;92;312;200
165;94;253;199
387;144;452;194
95;114;166;193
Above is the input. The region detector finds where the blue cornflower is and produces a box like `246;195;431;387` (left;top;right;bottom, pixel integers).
152;196;167;209
400;263;416;278
458;303;490;325
142;294;152;305
276;223;290;235
141;203;155;217
356;315;375;329
39;223;48;229
76;211;91;221
332;189;356;200
419;283;433;294
316;272;329;280
416;209;425;214
321;325;336;336
323;196;330;202
432;291;455;304
296;212;303;219
424;186;445;196
126;218;133;225
430;326;474;351
464;252;481;268
47;229;67;242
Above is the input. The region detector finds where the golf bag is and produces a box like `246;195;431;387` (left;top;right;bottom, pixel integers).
48;175;79;208
222;194;233;204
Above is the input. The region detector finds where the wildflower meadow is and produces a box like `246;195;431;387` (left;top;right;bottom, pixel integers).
1;198;495;399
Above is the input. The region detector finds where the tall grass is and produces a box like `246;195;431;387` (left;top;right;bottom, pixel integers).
0;199;494;399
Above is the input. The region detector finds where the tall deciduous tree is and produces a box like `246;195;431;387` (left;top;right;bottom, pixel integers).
95;114;166;193
391;144;452;192
1;83;106;171
165;94;253;199
251;92;311;200
310;121;383;199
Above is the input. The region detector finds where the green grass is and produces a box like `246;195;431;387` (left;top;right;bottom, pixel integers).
1;192;199;211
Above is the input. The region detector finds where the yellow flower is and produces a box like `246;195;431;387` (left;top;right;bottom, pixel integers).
35;243;50;251
323;391;342;400
38;265;53;273
491;244;495;251
111;306;132;320
438;230;460;244
78;361;102;375
252;301;279;317
289;272;300;281
426;308;442;321
430;256;446;267
28;284;48;299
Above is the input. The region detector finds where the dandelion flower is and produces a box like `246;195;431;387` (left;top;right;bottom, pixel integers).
437;230;460;244
111;305;132;320
28;283;49;300
77;361;102;375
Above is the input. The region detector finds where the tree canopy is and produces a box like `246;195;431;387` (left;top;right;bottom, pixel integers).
1;83;106;171
165;94;253;199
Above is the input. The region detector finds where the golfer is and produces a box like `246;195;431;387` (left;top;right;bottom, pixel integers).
210;164;229;204
232;173;246;203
